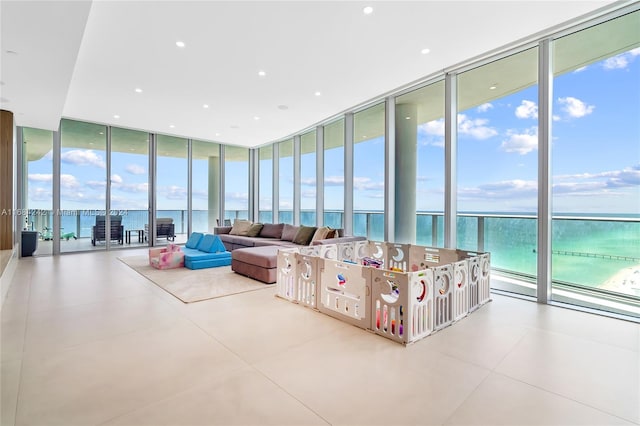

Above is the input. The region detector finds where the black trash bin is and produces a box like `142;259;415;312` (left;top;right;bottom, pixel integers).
21;230;38;257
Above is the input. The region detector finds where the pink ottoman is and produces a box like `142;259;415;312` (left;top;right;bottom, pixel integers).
149;245;185;269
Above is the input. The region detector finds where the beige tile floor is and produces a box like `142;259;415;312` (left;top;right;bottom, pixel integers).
1;249;639;426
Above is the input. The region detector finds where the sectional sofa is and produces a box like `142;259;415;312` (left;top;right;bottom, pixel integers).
214;222;364;251
214;221;366;283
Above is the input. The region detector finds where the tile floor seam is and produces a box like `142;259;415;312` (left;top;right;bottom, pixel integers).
491;370;640;425
93;364;252;426
10;266;33;426
439;368;494;426
248;363;333;426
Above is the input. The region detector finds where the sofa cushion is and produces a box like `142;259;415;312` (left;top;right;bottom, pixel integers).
185;232;204;249
229;219;253;236
311;226;330;242
259;223;284;238
232;246;280;269
293;225;317;245
281;224;299;242
246;223;264;237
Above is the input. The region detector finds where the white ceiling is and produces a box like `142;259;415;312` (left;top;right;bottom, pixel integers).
0;0;626;148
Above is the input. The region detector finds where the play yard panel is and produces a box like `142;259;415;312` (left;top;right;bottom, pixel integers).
432;263;455;331
452;259;470;322
370;268;434;344
385;242;411;271
295;253;319;309
276;248;299;302
318;259;372;329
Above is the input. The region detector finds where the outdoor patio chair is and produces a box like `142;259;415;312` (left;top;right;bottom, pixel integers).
91;215;124;246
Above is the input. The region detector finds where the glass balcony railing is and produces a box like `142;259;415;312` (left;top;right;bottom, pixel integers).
25;208;639;316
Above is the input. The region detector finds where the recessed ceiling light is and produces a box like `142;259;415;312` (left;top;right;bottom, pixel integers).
134;88;142;93
113;115;120;119
489;84;497;90
258;70;266;77
215;133;221;136
314;91;322;96
99;132;104;135
405;116;411;120
421;48;431;55
363;6;373;15
169;124;175;128
253;116;260;120
89;142;94;145
176;41;185;48
203;104;209;109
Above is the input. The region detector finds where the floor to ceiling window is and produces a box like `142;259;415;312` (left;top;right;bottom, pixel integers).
224;145;249;222
23;128;54;255
155;135;188;245
192;140;220;232
551;11;640;317
300;130;316;226
457;47;539;297
396;80;445;247
110;127;149;248
278;139;294;224
353;103;385;240
323;119;345;229
258;145;273;223
60;119;108;253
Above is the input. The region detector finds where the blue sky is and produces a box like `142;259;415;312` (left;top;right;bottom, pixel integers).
27;48;639;216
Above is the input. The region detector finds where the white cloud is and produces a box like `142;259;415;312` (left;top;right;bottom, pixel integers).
125;164;145;175
459;179;537;200
28;173;52;182
164;185;187;200
29;187;51;201
300;177;316;186
60;174;80;189
457;114;497;139
554;165;640;189
552;115;561;121
61;150;106;168
353;176;384;191
225;192;248;201
86;180;106;189
602;48;640;70
111;174;123;184
419;119;445;137
324;176;344;186
515;100;538;119
501;127;538;155
558;96;595;118
476;103;493;113
116;182;148;193
301;189;316;198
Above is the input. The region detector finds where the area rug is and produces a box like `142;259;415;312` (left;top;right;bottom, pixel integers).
119;255;270;303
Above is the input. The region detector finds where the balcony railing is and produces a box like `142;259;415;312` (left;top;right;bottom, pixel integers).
27;208;639;311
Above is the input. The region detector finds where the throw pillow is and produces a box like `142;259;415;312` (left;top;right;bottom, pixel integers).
229;219;253;236
325;228;337;239
293;225;317;245
246;223;264;237
311;226;330;242
259;223;284;238
281;224;299;242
